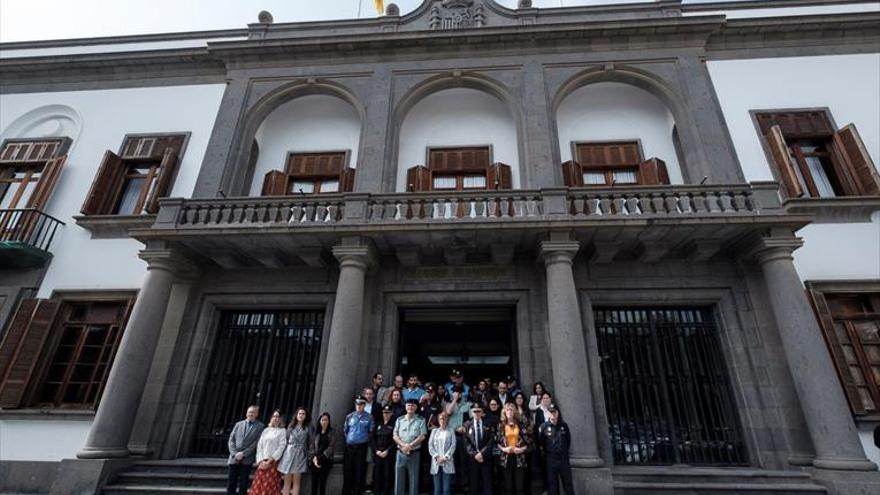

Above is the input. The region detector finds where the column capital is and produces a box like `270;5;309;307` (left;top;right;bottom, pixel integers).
746;236;804;265
332;244;377;270
138;248;198;277
540;240;580;266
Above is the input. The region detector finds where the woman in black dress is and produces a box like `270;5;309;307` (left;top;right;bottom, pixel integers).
308;412;335;495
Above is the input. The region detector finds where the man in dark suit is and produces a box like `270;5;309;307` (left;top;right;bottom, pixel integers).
464;403;494;495
226;405;265;495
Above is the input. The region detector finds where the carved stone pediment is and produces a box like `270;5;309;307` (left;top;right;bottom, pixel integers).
429;0;486;30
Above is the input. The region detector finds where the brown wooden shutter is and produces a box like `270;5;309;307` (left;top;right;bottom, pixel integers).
81;151;126;215
261;170;289;196
807;288;867;415
0;298;62;408
487;163;512;190
406;165;431;192
27;155;67;211
428;147;490;172
765;125;804;198
144;147;180;214
833;124;880;196
577;142;641;168
286;152;346;176
561;161;584;187
339;167;356;193
756;111;835;139
638;158;670;186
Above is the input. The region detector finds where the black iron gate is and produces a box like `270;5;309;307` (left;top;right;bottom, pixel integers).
595;307;746;466
191;310;325;456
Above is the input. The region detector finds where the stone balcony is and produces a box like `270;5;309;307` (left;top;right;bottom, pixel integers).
135;182;809;268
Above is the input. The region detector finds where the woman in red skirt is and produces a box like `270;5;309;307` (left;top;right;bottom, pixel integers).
249;410;287;495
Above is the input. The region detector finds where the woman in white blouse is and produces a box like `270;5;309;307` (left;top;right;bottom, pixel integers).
427;411;456;495
247;410;288;495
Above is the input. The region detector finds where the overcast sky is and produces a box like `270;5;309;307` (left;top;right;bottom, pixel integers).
0;0;723;43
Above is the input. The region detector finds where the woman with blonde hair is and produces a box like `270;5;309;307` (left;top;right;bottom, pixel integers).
278;407;312;495
495;403;531;495
247;410;286;495
427;411;456;495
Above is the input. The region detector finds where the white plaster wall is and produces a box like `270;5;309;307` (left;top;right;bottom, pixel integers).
556;82;684;184
249;95;362;196
0;84;226;297
708;54;880;282
396;88;520;191
0;419;92;461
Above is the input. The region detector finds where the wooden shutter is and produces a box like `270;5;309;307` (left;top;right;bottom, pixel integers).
487;162;512;190
144;147;180;214
807;289;867;414
261;170;289;196
561;161;584;187
638;158;670;186
0;298;62;408
286;152;346;176
833;124;880;196
81;151;126;215
755;111;835;139
765;126;804;198
27;155;67;211
339;167;356;193
405;165;431;192
577;142;641;168
428;147;490;172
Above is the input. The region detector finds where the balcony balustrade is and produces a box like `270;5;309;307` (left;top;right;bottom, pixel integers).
0;208;65;268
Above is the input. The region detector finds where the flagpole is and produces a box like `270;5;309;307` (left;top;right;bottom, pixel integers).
357;0;363;18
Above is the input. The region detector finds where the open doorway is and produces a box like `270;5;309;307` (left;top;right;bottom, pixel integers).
398;307;516;388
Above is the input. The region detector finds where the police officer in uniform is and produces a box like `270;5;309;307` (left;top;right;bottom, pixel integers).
371;404;397;495
343;395;374;495
538;404;576;495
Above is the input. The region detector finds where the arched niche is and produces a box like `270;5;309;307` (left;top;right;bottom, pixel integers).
556;81;684;184
393;84;523;191
552;67;704;184
247;94;362;196
227;81;365;197
0;104;82;145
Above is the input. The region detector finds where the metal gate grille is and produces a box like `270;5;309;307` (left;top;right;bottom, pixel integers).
191;310;325;456
595;307;746;466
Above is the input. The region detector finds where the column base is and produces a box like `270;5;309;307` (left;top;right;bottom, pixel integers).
572;465;614;495
788;452;815;466
813;457;878;471
809;467;880;495
49;458;133;495
571;455;606;468
76;446;131;459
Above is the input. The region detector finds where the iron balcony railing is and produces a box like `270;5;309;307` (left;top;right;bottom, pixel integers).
0;208;65;253
152;182;785;231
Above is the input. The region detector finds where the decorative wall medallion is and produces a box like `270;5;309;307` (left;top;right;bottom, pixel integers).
429;0;486;30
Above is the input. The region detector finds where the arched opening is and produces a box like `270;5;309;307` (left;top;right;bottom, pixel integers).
395;87;520;192
247;94;362;196
555;81;684;186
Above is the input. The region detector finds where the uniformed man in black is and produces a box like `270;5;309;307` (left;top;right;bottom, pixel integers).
538;404;576;495
371;404;397;495
418;383;442;492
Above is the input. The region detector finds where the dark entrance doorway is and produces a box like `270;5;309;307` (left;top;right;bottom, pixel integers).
398;307;516;389
595;307;747;466
190;309;325;456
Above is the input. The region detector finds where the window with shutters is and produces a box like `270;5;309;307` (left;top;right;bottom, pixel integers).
0;295;133;410
807;282;880;416
0;138;70;211
404;146;512;192
561;141;670;187
260;151;355;196
80;133;187;216
755;110;880;199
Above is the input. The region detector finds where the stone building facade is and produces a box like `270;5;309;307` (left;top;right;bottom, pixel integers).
1;1;879;494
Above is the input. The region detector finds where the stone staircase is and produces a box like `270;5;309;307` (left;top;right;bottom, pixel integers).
102;458;227;495
613;466;828;495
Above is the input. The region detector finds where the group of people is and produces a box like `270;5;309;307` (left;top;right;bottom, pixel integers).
227;369;576;495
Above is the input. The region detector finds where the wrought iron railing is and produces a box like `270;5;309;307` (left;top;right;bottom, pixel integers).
0;208;65;252
153;182;784;231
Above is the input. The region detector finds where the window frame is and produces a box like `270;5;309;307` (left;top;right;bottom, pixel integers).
571;140;646;187
283;150;351;195
806;280;880;417
0;137;71;210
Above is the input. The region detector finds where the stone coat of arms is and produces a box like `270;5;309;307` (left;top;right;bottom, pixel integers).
429;0;486;30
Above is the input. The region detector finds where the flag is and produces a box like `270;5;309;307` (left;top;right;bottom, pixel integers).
375;0;384;15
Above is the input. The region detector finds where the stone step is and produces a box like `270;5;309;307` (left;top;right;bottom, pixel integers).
114;471;228;487
614;481;827;494
102;486;225;495
613;466;818;485
126;458;228;475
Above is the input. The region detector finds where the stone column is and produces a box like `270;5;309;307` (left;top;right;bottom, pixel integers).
753;236;876;471
317;242;375;433
77;248;187;459
540;239;603;467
